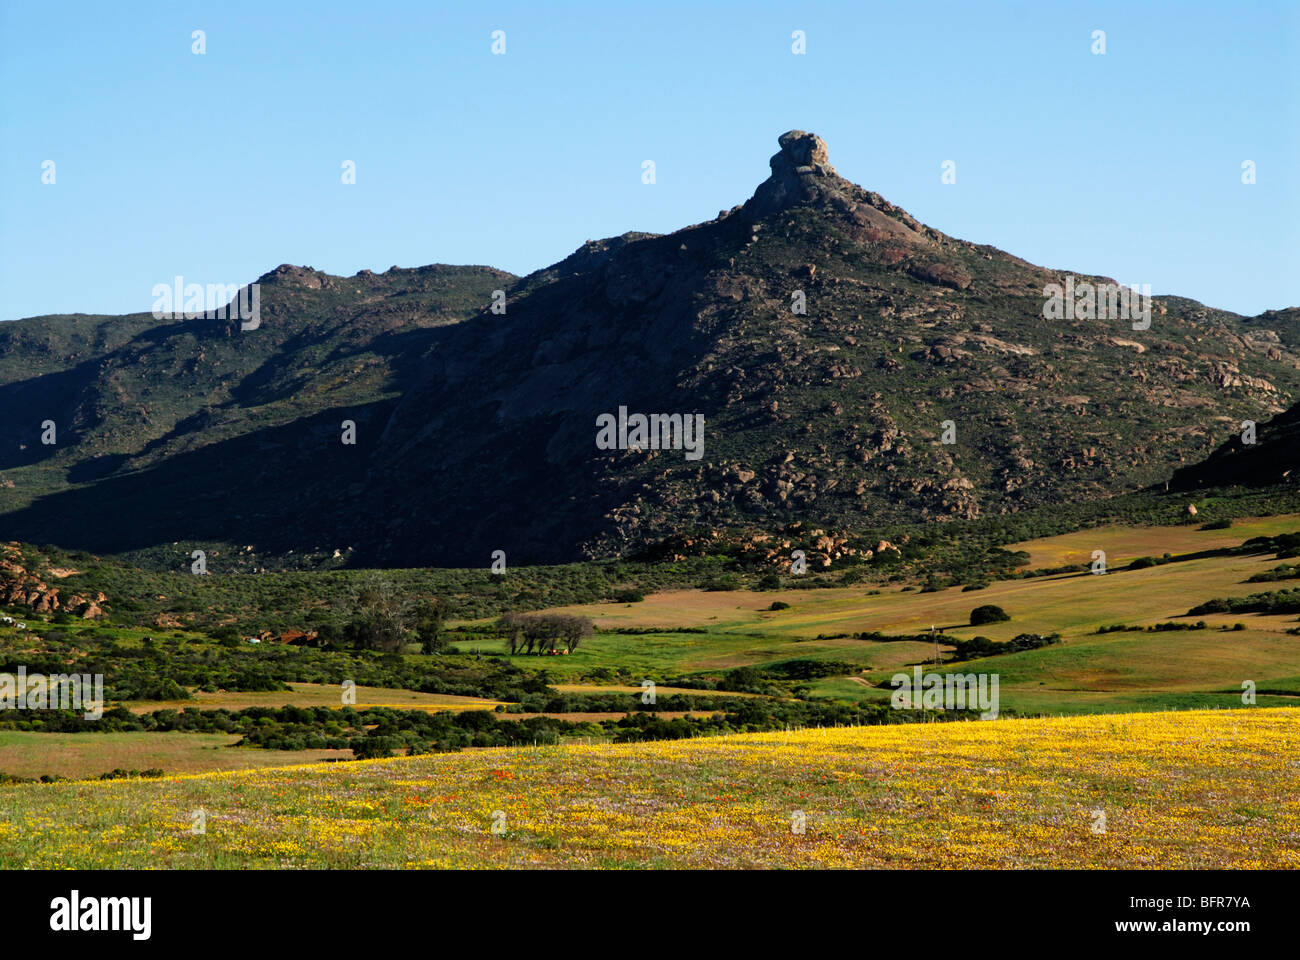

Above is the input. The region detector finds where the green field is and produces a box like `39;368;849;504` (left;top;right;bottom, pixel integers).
2;517;1298;784
449;518;1300;716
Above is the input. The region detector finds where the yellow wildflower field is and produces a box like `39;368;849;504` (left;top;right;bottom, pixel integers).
1;708;1296;869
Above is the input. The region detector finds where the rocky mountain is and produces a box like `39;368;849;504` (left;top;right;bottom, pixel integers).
0;131;1296;568
1170;341;1300;492
0;264;512;562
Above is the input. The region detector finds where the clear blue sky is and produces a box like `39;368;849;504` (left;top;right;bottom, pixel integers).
1;0;1296;321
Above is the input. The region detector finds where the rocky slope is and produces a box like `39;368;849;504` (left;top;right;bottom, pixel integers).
354;131;1300;563
0;132;1296;567
1170;341;1300;492
0;543;107;617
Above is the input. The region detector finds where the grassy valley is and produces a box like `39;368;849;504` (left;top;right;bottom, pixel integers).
1;507;1296;801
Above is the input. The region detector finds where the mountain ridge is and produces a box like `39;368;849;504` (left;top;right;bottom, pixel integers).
0;131;1296;568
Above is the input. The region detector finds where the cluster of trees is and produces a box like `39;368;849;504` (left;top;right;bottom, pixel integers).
6;686;998;753
1241;532;1300;559
340;574;447;653
946;632;1059;661
608;697;982;743
1097;621;1209;634
1188;588;1300;616
0;702;586;753
1247;563;1300;583
0;629;550;704
1;767;163;785
495;612;593;655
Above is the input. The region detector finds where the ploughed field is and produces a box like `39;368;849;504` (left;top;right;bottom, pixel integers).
2;708;1294;868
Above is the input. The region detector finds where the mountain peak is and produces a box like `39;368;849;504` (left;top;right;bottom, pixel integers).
257;263;327;288
744;129;932;251
746;130;845;216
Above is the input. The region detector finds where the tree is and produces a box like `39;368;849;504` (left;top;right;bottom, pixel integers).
208;625;239;643
554;614;593;653
344;574;412;652
495;612;593;655
496;612;526;655
970;604;1010;626
413;598;447;654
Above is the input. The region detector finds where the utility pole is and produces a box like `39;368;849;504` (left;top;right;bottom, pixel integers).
932;624;939;668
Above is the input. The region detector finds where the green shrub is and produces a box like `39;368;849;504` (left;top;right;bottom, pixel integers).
970;604;1010;626
701;576;739;592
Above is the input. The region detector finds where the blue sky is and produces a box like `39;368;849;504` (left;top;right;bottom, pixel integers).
1;0;1296;321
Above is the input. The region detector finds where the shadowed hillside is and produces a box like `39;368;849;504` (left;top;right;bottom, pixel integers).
1;132;1297;567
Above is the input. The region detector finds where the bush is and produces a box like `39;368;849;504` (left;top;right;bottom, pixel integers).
129;678;190;701
970;604;1010;626
768;601;790;611
701;576;740;592
949;632;1059;660
351;735;400;759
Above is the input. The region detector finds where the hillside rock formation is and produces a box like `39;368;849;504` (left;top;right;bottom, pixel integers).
0;132;1295;568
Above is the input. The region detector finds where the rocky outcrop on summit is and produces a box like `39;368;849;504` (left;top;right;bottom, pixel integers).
747;130;840;212
257;264;328;289
745;130;927;247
